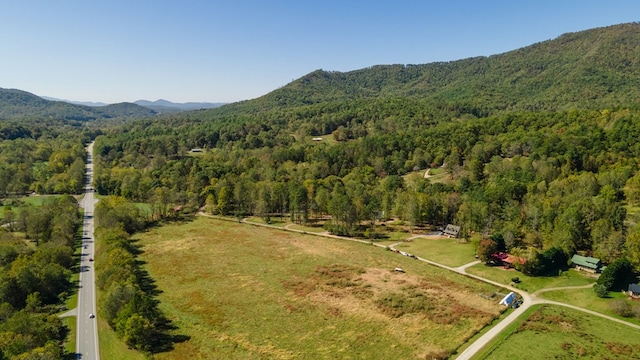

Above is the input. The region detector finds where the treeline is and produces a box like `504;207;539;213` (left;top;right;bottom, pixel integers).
92;106;640;272
0;125;98;196
94;196;181;353
0;195;81;359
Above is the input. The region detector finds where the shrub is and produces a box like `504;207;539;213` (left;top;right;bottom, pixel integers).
610;299;633;317
594;283;609;298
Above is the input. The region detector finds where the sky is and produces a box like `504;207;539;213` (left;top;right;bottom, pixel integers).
0;0;639;104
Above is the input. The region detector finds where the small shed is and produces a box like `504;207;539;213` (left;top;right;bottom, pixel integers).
443;224;461;238
570;255;602;273
628;283;640;299
499;292;516;306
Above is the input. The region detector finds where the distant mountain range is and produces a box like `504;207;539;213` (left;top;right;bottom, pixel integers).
132;99;226;113
43;97;226;113
1;89;157;121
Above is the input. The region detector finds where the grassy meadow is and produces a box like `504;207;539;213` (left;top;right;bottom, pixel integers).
465;264;596;293
393;237;477;267
477;305;640;359
134;216;505;359
539;288;640;326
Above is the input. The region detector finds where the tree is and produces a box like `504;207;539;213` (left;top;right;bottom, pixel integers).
477;239;498;263
597;258;635;292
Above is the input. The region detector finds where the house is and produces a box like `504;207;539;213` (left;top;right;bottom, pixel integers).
570;254;602;273
491;252;526;268
190;148;203;153
312;137;323;141
628;283;640;299
442;224;461;238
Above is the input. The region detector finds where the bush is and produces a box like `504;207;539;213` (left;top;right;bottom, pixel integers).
610;299;633;317
594;283;609;298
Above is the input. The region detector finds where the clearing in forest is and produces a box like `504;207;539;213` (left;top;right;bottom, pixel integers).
135;217;504;359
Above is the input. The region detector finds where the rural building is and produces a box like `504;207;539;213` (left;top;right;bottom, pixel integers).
190;148;203;153
312;137;323;141
628;283;640;299
570;254;602;273
491;252;526;268
499;292;516;306
442;224;461;238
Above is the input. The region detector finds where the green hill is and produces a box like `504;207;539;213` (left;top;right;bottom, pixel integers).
0;88;157;121
220;22;639;116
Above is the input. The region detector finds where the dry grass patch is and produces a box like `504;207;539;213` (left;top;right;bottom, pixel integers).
137;217;504;359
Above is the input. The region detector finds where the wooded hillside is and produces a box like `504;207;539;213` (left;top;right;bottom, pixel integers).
87;23;640;274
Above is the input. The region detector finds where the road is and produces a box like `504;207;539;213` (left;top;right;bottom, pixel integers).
76;142;100;360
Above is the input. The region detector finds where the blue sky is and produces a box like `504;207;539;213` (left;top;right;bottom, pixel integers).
1;0;638;103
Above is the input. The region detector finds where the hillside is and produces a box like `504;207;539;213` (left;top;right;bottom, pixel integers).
0;88;157;121
217;22;639;116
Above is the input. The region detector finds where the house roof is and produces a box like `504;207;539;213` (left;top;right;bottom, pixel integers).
443;224;461;236
629;283;640;294
570;254;601;269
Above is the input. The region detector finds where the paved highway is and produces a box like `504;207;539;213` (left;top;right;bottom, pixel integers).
77;142;100;360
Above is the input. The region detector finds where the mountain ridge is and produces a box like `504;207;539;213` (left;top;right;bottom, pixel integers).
217;22;640;116
0;88;156;121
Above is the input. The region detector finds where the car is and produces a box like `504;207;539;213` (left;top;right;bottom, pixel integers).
89;258;94;262
89;313;95;318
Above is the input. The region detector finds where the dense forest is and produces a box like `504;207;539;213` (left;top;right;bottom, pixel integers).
2;22;640;357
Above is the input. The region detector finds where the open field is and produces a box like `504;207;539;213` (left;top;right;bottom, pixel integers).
539;288;640;326
394;237;477;267
135;216;505;359
477;304;640;359
465;264;596;293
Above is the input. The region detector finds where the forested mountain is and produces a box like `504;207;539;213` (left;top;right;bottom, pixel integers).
220;22;640;115
88;22;640;278
0;88;157;121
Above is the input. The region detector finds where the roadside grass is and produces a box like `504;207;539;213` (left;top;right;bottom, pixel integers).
394;237;476;267
61;316;76;358
461;305;539;360
475;304;640;359
245;216;420;242
97;318;145;360
465;265;596;293
135;216;505;359
245;216;287;227
539;288;640;326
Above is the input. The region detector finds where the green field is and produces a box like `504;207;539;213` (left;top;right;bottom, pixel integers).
539;288;640;326
477;305;640;359
134;216;505;359
465;264;596;293
394;237;477;267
